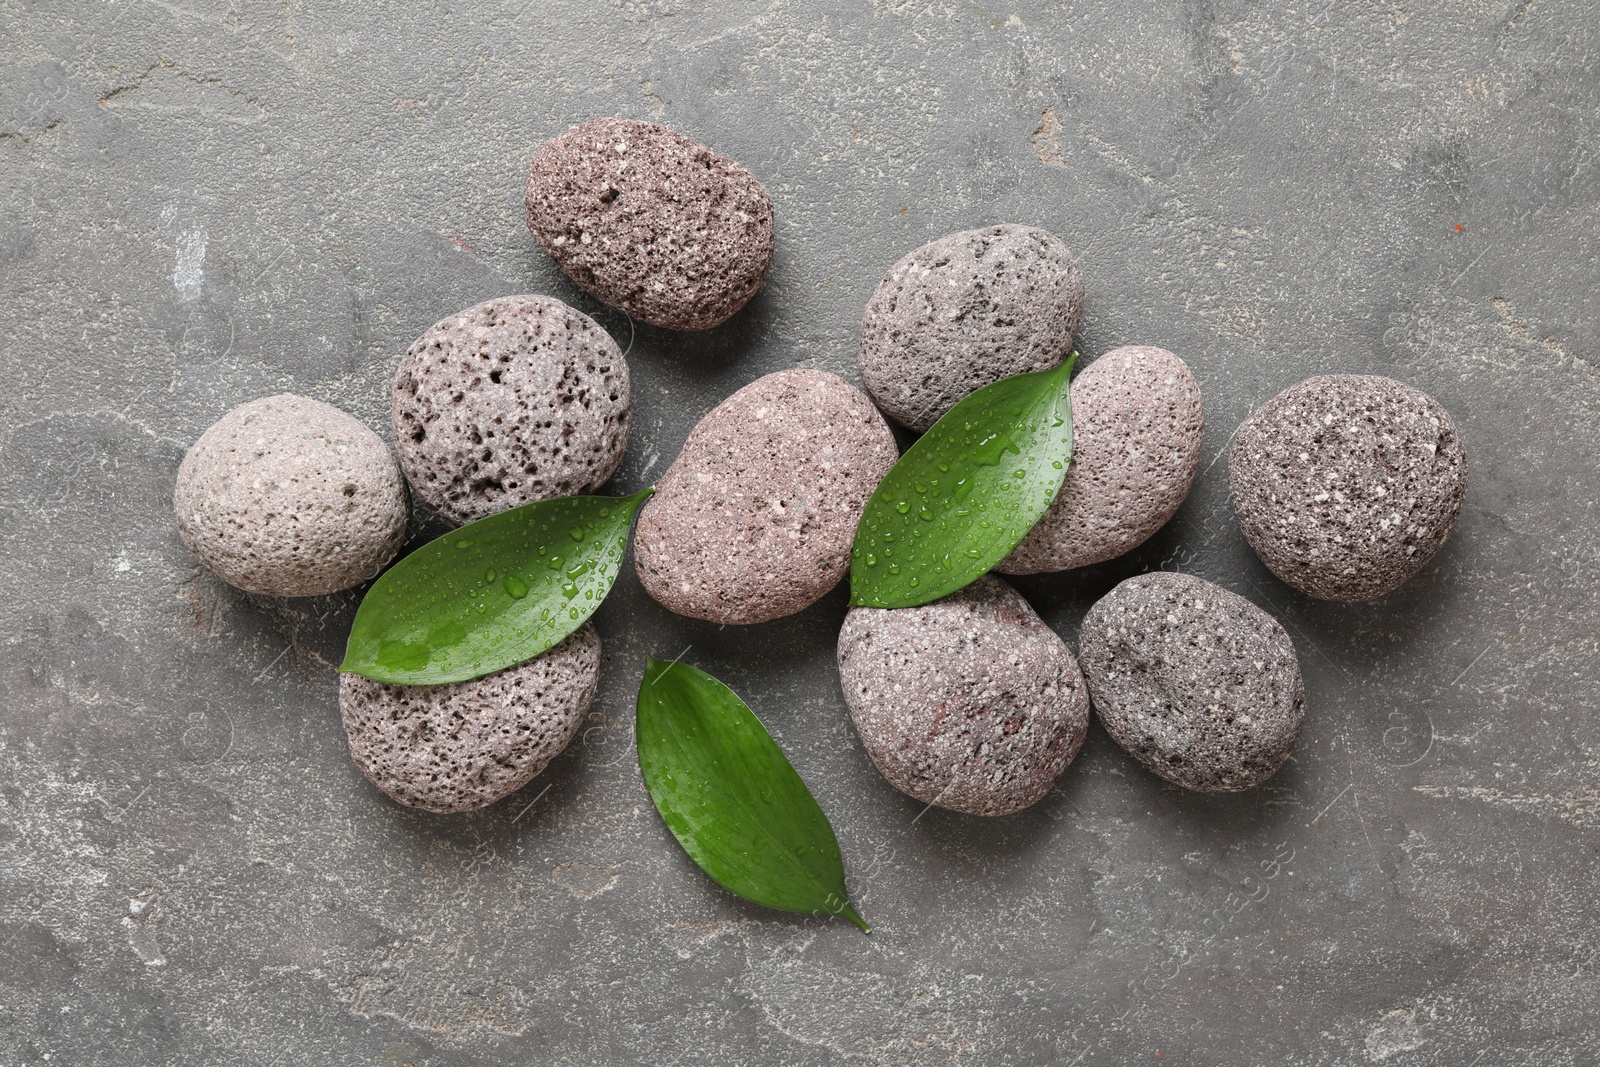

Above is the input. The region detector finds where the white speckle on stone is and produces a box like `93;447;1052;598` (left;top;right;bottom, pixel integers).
173;228;207;300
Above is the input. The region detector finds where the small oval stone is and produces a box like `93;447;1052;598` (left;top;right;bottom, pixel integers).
175;394;408;597
525;117;775;331
1000;345;1204;574
837;576;1090;816
858;224;1085;431
1078;572;1305;793
340;622;600;814
392;295;631;527
634;369;898;624
1228;374;1468;602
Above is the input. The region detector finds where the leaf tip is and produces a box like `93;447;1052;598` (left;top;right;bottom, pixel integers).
839;904;871;934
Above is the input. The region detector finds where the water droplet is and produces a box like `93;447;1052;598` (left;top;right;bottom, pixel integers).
454;538;472;550
484;568;497;582
909;577;920;587
895;501;911;514
1052;460;1063;470
918;507;935;521
1014;469;1027;478
504;575;529;599
568;525;585;541
476;603;487;613
865;554;878;567
913;482;927;494
965;548;981;558
937;462;949;473
561;580;580;599
887;564;901;575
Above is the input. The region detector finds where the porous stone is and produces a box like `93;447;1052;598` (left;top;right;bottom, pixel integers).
392;295;631;527
1228;374;1468;602
174;394;409;597
525;117;775;331
339;622;600;814
1078;572;1305;793
634;369;897;624
858;224;1086;431
837;576;1090;816
1000;345;1204;574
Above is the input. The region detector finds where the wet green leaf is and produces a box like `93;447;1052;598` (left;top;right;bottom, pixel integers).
849;356;1077;608
339;489;653;685
636;658;870;933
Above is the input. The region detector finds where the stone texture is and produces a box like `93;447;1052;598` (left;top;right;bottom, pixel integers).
1229;374;1468;602
1000;345;1205;574
339;622;600;814
392;295;631;526
634;369;898;624
837;575;1090;816
174;394;409;597
525;117;775;331
858;224;1085;431
1077;572;1306;793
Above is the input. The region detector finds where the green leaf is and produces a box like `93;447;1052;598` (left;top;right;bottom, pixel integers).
636;658;870;933
339;489;653;685
849;355;1077;609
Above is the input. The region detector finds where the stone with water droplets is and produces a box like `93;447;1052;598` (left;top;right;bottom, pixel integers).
175;394;408;597
1228;374;1467;601
635;369;898;624
837;576;1090;816
1078;572;1305;793
858;224;1085;431
392;295;631;526
525;118;775;331
340;622;600;813
999;345;1204;574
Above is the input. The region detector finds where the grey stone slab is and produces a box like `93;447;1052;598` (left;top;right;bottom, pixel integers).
2;1;1597;1064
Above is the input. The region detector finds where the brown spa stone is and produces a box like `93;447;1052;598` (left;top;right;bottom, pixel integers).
1077;572;1305;793
633;369;898;624
339;622;600;814
837;576;1090;816
1000;345;1205;575
525;117;775;331
174;394;409;597
392;295;631;527
1228;374;1468;602
858;224;1085;431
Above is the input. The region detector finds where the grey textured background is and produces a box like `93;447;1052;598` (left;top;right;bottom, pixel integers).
3;1;1598;1064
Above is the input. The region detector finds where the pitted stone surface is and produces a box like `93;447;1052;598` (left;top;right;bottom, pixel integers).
1000;345;1204;574
174;394;409;597
858;224;1085;431
634;369;898;624
837;576;1090;816
392;295;631;526
339;623;600;814
525;118;775;331
1229;374;1468;602
1078;572;1305;793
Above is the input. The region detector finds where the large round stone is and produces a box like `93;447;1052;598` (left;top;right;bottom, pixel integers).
858;224;1085;431
525;117;775;331
1078;572;1305;793
1228;374;1467;601
174;394;408;597
392;295;631;527
634;369;898;624
837;576;1090;816
340;623;600;814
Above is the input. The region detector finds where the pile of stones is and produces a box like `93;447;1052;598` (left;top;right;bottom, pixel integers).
174;118;1468;818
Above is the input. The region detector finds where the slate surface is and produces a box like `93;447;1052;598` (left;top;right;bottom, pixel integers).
3;2;1597;1064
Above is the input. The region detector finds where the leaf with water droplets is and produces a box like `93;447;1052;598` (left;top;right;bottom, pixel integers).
339;489;653;684
636;658;870;933
849;356;1077;608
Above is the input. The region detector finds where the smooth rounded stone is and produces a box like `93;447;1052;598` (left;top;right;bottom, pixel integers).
1229;374;1468;602
339;622;600;814
525;117;775;331
1078;572;1305;793
837;576;1090;816
858;224;1086;431
392;295;631;527
634;369;897;624
1000;345;1205;575
175;394;408;597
